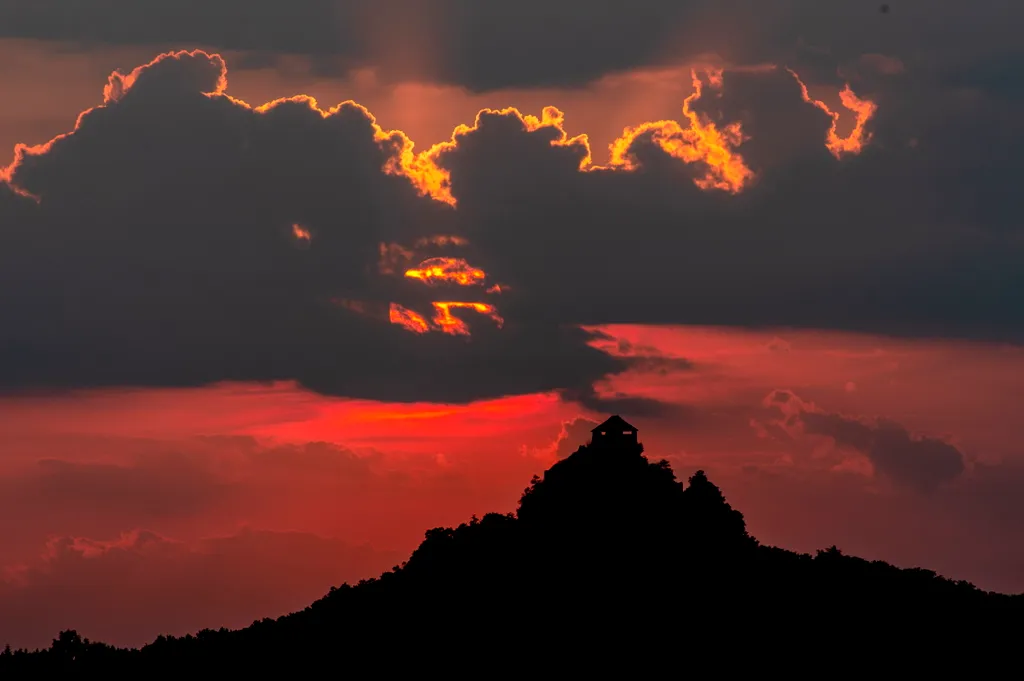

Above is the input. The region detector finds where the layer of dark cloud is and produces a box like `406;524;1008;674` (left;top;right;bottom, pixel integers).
0;51;625;403
2;47;1023;403
1;1;1022;93
435;67;1024;341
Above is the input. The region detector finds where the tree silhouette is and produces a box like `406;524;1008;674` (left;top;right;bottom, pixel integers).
681;469;754;556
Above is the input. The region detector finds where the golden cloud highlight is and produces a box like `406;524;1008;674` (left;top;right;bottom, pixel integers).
390;241;504;336
0;50;878;343
387;301;503;336
606;68;755;193
404;257;486;287
430;302;504;336
788;69;878;158
1;50;877;209
388;303;431;334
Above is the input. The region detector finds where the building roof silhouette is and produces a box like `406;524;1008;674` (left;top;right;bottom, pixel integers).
591;415;637;434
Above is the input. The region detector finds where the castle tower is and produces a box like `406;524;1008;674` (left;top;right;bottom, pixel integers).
590;415;638;447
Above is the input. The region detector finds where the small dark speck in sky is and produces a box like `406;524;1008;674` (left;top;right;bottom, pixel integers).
880;4;890;13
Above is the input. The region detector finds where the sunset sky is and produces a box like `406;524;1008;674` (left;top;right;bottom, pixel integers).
2;0;1024;649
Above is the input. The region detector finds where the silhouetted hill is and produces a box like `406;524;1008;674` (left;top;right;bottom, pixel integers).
3;434;1022;674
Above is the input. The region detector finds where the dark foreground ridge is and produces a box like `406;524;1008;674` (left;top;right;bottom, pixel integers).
3;421;1022;673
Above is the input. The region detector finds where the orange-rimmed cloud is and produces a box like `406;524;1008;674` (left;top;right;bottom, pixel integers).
0;49;229;202
389;303;431;334
404;257;486;287
375;238;504;336
389;105;592;206
0;49;877;211
0;50;446;210
379;237;475;274
787;69;878;158
606;68;755;193
388;301;503;336
388;67;876;201
430;302;504;336
0;48;882;353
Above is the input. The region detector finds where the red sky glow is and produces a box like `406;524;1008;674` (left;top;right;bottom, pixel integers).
2;324;1023;648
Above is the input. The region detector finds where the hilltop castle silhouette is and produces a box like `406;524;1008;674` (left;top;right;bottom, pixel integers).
590;414;639;447
2;412;1021;674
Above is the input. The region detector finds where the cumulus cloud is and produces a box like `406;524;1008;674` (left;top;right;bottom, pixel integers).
561;417;601;457
0;51;624;403
762;389;966;491
1;48;1022;405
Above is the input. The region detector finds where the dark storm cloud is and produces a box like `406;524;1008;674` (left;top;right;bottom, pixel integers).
1;47;1023;403
0;51;625;403
1;1;1022;92
434;63;1024;342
